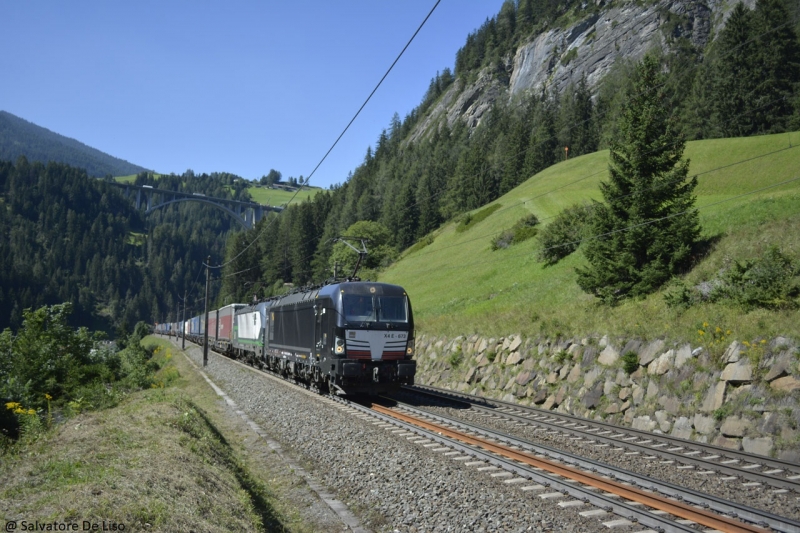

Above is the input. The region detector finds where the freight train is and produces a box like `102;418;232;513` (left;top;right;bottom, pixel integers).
155;281;416;395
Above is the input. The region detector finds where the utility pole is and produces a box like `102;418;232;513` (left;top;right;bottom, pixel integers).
203;256;210;367
181;290;186;350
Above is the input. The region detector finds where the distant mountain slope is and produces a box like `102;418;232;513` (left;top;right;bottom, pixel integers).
0;110;148;177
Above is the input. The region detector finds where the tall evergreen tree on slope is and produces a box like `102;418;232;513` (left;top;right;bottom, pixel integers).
577;55;700;303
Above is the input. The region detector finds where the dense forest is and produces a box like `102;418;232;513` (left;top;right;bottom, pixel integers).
218;0;800;303
0;111;148;177
0;160;248;333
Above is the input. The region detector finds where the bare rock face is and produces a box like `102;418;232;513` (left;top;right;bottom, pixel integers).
721;359;753;383
509;4;664;96
743;436;774;456
671;416;693;439
648;349;675;375
700;381;726;412
408;0;737;144
598;344;620;365
771;375;800;393
720;416;751;437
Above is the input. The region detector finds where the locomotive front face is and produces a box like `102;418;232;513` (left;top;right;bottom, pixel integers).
327;283;416;393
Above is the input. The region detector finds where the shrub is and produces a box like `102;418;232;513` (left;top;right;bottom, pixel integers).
622;351;640;374
456;204;502;233
537;202;595;264
710;246;800;310
448;347;463;368
554;350;571;364
663;278;698;309
0;305;160;443
491;214;540;250
406;234;435;255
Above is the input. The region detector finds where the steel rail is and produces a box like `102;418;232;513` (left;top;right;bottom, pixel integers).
387;398;800;533
371;403;771;533
407;384;800;488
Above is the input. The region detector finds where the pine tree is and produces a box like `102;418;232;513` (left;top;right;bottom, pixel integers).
557;75;597;157
752;0;800;133
576;55;700;303
711;3;760;137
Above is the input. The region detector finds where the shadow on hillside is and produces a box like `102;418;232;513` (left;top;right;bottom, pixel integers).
687;233;724;272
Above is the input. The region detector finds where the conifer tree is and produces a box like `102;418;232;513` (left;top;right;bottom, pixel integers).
752;0;800;133
576;55;700;303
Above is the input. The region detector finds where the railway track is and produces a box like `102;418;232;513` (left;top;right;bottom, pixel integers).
401;384;800;491
363;396;800;533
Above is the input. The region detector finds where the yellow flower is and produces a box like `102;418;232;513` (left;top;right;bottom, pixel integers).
760;339;766;344
726;330;732;335
27;409;36;415
743;341;751;347
703;322;709;328
715;326;722;334
45;393;52;400
5;402;21;411
13;407;25;414
698;330;705;336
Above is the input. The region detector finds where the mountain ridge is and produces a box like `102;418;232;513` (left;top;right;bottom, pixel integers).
0;110;149;177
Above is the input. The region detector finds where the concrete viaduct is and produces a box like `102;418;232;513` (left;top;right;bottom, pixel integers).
110;182;283;229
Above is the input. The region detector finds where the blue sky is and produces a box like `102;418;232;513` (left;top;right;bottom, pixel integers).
1;1;506;188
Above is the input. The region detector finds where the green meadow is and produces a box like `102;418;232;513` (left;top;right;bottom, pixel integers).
114;173;162;183
247;185;321;207
381;132;800;345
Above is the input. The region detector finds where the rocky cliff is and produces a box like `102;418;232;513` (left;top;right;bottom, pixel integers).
409;0;752;144
413;332;800;461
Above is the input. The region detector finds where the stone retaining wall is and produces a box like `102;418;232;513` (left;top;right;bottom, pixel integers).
413;333;800;461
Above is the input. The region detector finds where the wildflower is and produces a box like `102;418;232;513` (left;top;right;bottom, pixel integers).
715;327;722;334
726;330;732;335
6;402;21;410
698;330;705;336
743;340;751;347
703;322;709;328
27;409;35;415
760;339;766;344
45;393;52;400
13;407;25;414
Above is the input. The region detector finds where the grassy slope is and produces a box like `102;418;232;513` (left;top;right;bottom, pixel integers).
381;132;800;344
114;173;161;183
247;185;320;207
0;338;335;532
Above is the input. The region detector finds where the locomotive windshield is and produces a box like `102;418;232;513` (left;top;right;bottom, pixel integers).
343;295;408;324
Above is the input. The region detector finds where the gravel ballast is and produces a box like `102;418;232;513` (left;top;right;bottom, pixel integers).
182;345;621;532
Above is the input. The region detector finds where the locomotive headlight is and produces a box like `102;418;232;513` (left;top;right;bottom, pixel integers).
335;337;345;354
406;338;415;356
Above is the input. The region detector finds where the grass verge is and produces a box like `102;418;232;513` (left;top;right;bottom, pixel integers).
0;337;328;532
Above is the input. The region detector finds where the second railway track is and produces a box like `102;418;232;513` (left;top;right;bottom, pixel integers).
368;395;800;533
404;384;800;490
